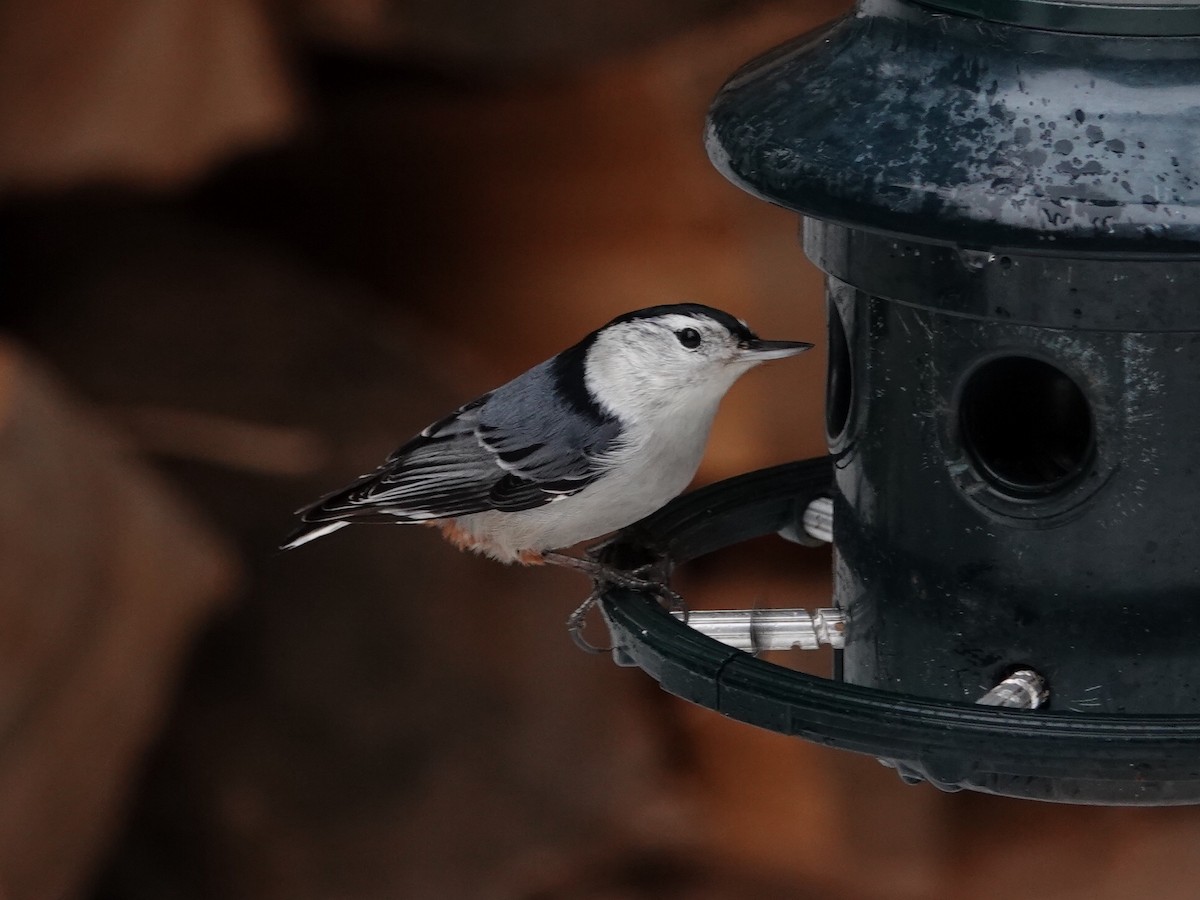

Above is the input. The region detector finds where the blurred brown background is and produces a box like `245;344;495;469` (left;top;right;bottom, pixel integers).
3;1;1200;898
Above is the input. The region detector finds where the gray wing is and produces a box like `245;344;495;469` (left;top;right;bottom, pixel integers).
294;361;621;526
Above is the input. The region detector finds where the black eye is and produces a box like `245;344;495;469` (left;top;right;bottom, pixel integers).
676;328;702;349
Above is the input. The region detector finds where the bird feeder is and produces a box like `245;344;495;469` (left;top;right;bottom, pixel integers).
596;0;1200;804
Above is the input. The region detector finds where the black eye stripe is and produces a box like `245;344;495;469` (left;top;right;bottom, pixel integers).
676;327;702;349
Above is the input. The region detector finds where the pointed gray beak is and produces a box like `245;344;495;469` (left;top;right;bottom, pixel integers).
739;338;814;361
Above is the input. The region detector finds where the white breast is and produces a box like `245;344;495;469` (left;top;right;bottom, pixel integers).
453;401;719;562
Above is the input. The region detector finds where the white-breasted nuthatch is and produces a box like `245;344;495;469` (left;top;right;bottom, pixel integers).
282;304;811;582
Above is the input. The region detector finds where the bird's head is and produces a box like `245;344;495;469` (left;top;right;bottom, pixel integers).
579;303;812;422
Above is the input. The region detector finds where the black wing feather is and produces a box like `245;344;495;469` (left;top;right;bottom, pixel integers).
293;360;620;527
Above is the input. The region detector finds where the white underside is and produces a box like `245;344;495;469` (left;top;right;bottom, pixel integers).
452;401;718;562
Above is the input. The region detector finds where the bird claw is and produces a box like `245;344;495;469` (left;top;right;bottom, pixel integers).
563;570;686;653
543;550;686;649
566;589;609;654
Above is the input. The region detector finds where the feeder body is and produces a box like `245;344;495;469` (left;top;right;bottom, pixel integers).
707;0;1200;800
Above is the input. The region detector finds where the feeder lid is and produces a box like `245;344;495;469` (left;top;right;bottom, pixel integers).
918;0;1200;36
705;0;1200;251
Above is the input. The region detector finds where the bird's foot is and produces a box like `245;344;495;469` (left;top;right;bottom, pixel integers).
583;539;678;598
564;589;608;653
543;551;684;653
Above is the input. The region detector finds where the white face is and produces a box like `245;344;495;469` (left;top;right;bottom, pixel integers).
583;312;798;422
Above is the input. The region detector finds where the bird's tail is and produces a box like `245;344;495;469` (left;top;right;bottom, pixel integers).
279;520;350;550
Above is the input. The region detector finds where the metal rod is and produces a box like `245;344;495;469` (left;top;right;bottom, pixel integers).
976;669;1049;709
671;607;845;651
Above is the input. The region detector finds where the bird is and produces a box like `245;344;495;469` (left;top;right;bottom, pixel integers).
282;303;811;603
